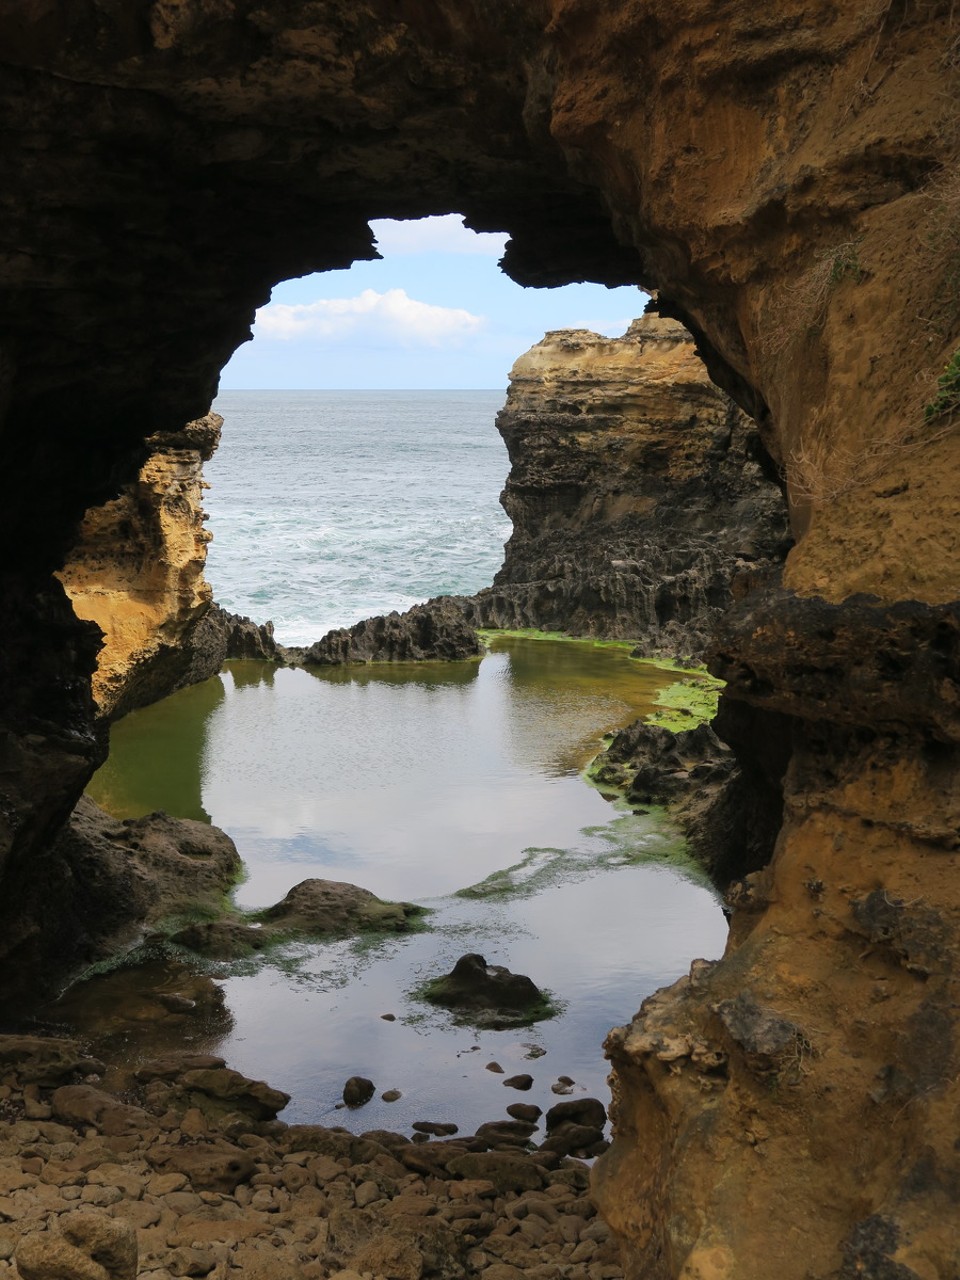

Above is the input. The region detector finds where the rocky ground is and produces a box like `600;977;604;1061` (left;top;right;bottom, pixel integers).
0;1036;622;1280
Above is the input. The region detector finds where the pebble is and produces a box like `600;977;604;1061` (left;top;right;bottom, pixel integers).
0;1042;625;1280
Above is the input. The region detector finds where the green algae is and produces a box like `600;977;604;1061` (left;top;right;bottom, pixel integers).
454;808;708;903
646;671;725;731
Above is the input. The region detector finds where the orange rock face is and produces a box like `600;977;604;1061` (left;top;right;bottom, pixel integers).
59;415;221;719
0;3;958;1275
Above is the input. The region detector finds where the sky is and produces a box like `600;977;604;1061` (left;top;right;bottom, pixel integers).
218;215;648;390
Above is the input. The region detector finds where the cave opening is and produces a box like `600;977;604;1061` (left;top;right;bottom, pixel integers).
36;214;745;1133
208;213;646;640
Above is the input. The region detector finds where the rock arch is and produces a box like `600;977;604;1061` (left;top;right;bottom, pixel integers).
1;2;959;1276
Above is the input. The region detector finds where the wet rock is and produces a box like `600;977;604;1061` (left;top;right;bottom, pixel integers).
135;1053;227;1082
506;1103;542;1123
473;1120;538;1148
0;1036;104;1086
445;1153;546;1194
538;1122;608;1159
201;604;280;662
171;919;270;958
342;1077;375;1107
545;1097;607;1133
381;1090;402;1103
503;1075;534;1091
423;954;546;1020
412;1121;458;1136
178;1067;290;1121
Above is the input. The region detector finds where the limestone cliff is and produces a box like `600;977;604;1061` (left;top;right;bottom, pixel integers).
0;4;958;1278
58;414;224;721
469;313;789;652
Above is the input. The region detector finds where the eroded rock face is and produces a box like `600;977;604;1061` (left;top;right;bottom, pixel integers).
58;414;223;721
0;795;242;1008
0;4;958;1276
468;314;790;652
289;597;482;665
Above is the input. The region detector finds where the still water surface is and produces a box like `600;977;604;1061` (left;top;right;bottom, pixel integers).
77;637;727;1132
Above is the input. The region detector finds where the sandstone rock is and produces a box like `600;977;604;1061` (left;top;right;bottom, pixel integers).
1;9;957;1280
149;1144;256;1193
178;1068;290;1121
59;414;224;722
446;1153;545;1194
51;1085;153;1135
0;1037;103;1087
463;315;789;656
15;1211;136;1280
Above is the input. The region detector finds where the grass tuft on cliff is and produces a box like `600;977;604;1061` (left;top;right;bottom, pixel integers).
924;348;960;421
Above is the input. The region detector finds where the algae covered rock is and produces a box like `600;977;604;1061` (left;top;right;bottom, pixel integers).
422;953;553;1028
260;878;420;936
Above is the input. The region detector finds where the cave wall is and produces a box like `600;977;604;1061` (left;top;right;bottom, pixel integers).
1;2;959;1275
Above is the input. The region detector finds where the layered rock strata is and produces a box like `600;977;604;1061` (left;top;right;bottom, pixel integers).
468;314;790;654
58;415;225;721
0;4;958;1277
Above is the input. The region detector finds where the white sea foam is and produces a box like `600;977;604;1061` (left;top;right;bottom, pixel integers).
207;390;512;646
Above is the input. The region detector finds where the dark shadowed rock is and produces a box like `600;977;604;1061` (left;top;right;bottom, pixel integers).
545;1097;607;1133
503;1074;534;1091
342;1076;376;1107
288;597;481;665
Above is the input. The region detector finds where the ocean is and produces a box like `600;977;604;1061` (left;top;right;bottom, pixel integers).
207;390;513;642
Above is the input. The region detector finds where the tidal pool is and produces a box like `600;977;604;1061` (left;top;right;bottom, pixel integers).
72;636;727;1133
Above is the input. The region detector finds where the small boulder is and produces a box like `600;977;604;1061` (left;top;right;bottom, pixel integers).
342;1076;375;1107
545;1097;607;1133
423;953;548;1024
503;1074;534;1091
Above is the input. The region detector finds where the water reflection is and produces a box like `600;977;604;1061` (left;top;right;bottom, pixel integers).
76;637;728;1132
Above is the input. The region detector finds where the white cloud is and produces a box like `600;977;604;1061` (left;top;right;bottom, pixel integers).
254;288;486;347
369;215;508;257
